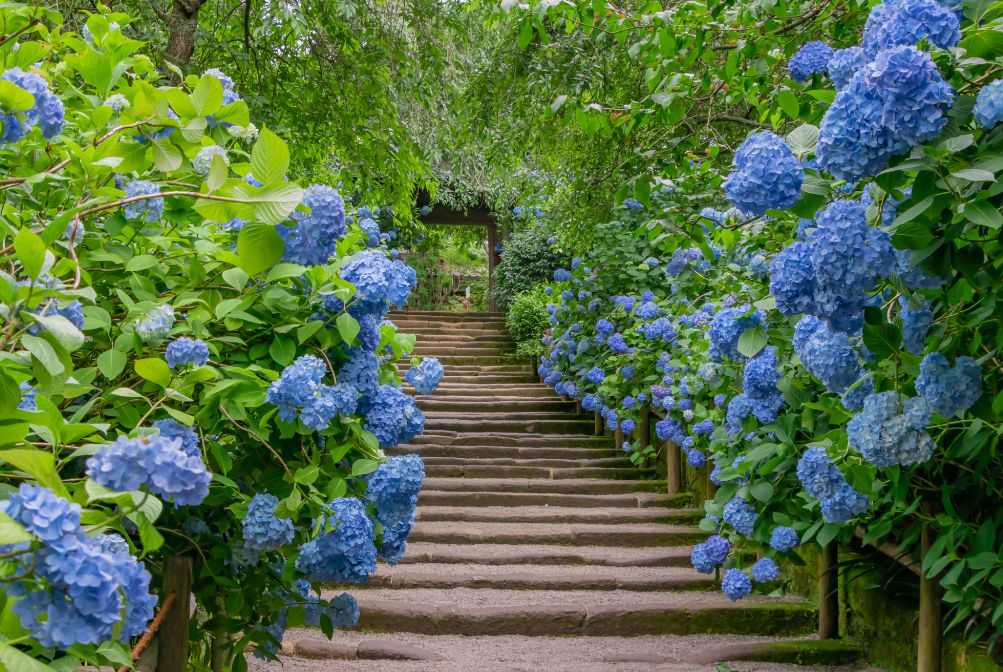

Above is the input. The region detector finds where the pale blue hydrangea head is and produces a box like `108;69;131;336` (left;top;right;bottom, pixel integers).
861;0;960;54
793;315;865;399
192;145;227;176
686;449;707;467
122;180;164;222
722;568;752;601
899;297;932;355
363;384;425;447
770;526;800;552
750;557;780;582
366;454;424;527
723;132;803;215
915;352;982;417
974;79;1003;129
165;337;209;368
723;496;758;536
1;68;65;141
405;357;443;396
280;185;347;266
707;304;765;361
848;391;934;466
153;418;200;458
820;482;871;522
789;40;834;81
86;434;210;506
242;493;295;551
294;498;375;583
827;47;870;89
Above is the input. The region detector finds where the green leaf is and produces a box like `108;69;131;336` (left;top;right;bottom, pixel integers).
0;511;32;545
963;200;1002;229
32;313;85;352
891;220;934;250
134;358;171;387
238;183;304;225
151;137;182;172
191;74;224;117
336;313;360;344
550;95;568;114
777;90;799;118
269;335;296;366
786;124;818;156
236;222;284;276
0;448;68;497
749;481;774;502
266;263;308;281
21;334;64;376
951;168;995;182
0;642;59;672
249;127;290;186
95;641;133;668
0;80;35;112
737;325;768;359
132;510;164;554
352;458;379;477
15;228;46;281
0;371;19;415
222;267;249;290
891;196;934;229
293;465;320;485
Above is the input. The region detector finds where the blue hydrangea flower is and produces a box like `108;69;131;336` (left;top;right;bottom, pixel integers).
620;418;635;434
295;498;376;583
586;367;605;384
974;79;1003;129
363;385;425;447
894;249;946;289
770;526;800;552
153;418;200;458
899;297;932;354
192;145;227;175
820;482;872;523
18;381;36;411
796;446;870;522
122;180;165;222
722;568;752;601
704;534;730;564
554;269;572;282
686;449;707;468
341;250;416;311
816;46;953;181
622;365;634;380
915;352;982;417
690;543;715;573
848;391;934;466
861;0;961;54
708;304;765;361
623;197;644;209
366;454;425;527
789;41;834;81
793;316;867;404
750;557;780;583
828;47;871;89
723;496;758;536
723;132;803;215
165;337;209;368
242;493;295;551
267;355;357;430
86;434;211;506
595;319;614;337
692;420;714;435
607;333;629;354
406;357;444;395
378;515;415;565
1;68;65;142
280;186;347;266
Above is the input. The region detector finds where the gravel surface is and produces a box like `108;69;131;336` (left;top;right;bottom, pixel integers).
247;632;884;672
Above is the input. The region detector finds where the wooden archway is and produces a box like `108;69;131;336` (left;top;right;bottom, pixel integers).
415;195;501;311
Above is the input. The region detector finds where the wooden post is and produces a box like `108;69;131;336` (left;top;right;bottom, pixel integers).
157;555;192;672
666;440;681;495
614;425;624;449
818;540;839;640
486;221;498;311
594;411;603;436
637;406;650;451
918;523;942;672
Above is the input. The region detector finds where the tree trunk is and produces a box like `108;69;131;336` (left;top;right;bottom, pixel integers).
163;0;207;69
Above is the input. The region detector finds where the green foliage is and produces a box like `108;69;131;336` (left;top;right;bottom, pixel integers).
493;221;565;310
505;286;551;356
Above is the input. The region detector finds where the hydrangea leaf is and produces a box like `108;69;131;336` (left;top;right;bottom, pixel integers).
31;313;84;352
0;641;59;672
0;511;32;545
134;357;171;387
14;228;45;281
249;126;290;186
0;448;68;498
0;79;35;111
191;74;224;117
737;325;768;359
336;313;360;345
236;222;284;276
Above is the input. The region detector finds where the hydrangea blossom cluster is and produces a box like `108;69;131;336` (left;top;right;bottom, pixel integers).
1;67;65;142
366;454;424;527
165;337;209;368
295;498;376;583
974;79;1003;129
770;200;893;331
750;557;780;583
665;247;707;276
687;449;707;467
280;186;347;266
192;145;228;175
788;41;834;81
0;486;156;647
721;568;752;601
860;0;961;54
266;355;357;431
827;47;870;89
914;352;982;417
847;391;934;466
86;434;211;505
406;357;444;395
363;384;425;447
690;534;730;573
134;303;175;342
796;446;870;523
723;132;803;216
242;493;295;551
726;347;785;432
793;316;871;410
770;526;800;552
153;418;200;458
122;180;165;222
899;297;932;354
341;250;417;313
723;496;758;536
707;304;765;361
815;46;953;181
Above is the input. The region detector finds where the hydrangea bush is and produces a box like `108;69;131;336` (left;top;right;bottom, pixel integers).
0;8;434;670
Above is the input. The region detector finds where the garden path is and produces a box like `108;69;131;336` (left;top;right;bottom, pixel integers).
250;311;883;672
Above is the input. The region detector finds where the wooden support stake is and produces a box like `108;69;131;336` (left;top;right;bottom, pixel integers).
157;555;192;672
637;406;650;451
594;411;603;436
818;540;839;640
116;592;176;672
614;425;624;449
918;523;942;672
666;440;681;495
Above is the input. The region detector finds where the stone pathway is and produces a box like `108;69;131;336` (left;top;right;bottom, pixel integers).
250;311;882;672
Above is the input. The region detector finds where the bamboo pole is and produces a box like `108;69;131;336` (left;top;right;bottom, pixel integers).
157;556;192;672
818;540;839;639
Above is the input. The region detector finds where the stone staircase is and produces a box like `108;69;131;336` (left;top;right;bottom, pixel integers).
252;311;878;672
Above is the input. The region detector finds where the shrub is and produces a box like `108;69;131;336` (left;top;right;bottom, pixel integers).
493;222;564;310
506;285;551;356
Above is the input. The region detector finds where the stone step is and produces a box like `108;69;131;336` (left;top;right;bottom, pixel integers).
416;398;578;413
424;463;652;480
405;432;608;447
415;505;700;525
418;455;634;468
408;521;704;547
390;444;617;460
412;346;514;357
422;477;665;495
418;490;681;508
415;384;554;397
388;311;504;319
392;321;507;332
402;355;524;366
368;563;714;591
398;362;527;372
264;632;866;671
339;589;816;636
399;542;694;567
422;418;596;434
421;411;586;421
